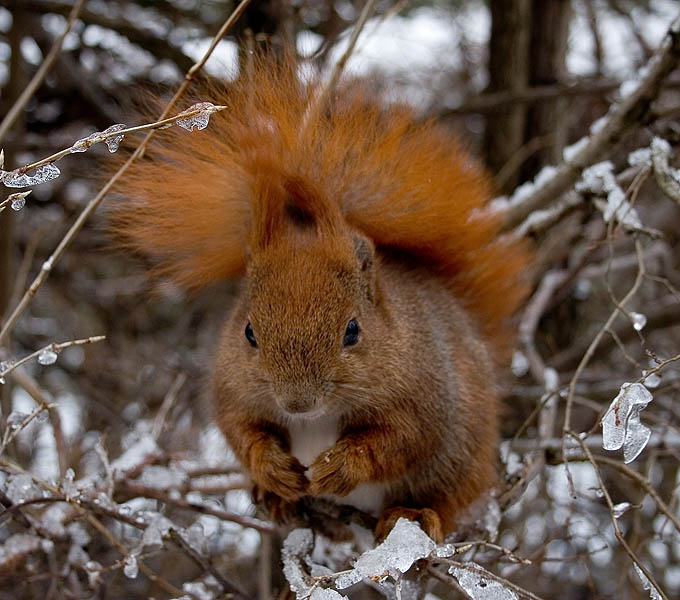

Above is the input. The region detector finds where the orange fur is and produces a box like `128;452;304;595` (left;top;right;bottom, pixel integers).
111;58;528;340
110;57;531;540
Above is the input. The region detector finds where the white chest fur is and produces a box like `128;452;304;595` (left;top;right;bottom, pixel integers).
287;415;385;516
288;415;340;469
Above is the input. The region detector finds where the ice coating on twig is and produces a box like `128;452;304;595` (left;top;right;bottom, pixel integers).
0;534;44;569
9;191;30;211
123;554;139;579
630;312;647;331
448;562;519;599
310;589;348;600
72;124;126;154
103;124;126;152
634;564;662;600
37;349;58;365
6;411;29;431
511;351;530;377
138;464;188;490
140;513;173;551
335;518;436;589
602;383;653;464
5;473;47;503
1;163;60;188
642;369;661;388
282;528;315;598
175;102;218;132
110;435;161;476
577;161;643;231
70;138;90;153
612;502;633;519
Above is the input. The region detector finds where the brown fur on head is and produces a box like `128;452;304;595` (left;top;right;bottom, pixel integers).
239;168;377;417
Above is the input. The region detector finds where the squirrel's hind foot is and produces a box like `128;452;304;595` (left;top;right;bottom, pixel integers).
375;507;443;543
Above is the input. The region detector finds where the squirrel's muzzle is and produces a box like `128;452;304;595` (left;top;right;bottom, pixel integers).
273;384;321;415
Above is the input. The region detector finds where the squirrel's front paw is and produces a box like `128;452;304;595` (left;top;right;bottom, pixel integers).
308;440;362;497
251;449;309;502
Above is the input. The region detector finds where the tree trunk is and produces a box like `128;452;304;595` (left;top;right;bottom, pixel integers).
484;0;532;193
523;0;572;179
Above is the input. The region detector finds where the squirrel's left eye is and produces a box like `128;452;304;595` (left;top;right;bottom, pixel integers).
343;319;360;347
245;322;257;348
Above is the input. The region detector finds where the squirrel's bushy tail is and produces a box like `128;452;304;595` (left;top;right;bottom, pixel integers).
110;57;530;341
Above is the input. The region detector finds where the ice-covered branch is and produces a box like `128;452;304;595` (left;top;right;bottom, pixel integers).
0;104;227;192
502;12;680;231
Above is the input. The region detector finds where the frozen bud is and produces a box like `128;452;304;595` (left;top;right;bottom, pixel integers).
85;560;102;587
435;544;456;558
543;367;559;392
70;138;89;153
103;124;126;153
176;102;218;132
2;163;60;188
37;349;58;365
612;502;633;519
630;312;647;331
9;191;31;211
573;279;592;300
61;468;78;499
123;555;139;579
511;351;529;378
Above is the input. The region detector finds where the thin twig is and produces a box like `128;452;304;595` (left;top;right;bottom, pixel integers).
0;106;227;182
152;372;187;440
561;239;646;492
169;527;250;599
324;0;379;98
0;0;252;348
572;433;668;600
9;367;69;476
116;480;276;534
0;335;106;379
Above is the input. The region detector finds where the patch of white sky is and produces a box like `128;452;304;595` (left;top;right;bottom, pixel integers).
2;1;679;90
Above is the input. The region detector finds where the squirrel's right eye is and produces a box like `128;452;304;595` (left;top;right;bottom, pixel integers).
245;322;257;348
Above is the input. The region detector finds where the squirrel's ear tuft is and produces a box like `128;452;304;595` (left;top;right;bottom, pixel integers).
352;234;374;272
250;170;342;252
282;176;329;229
352;233;376;300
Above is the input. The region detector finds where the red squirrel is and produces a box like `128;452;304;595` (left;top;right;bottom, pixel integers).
111;58;530;542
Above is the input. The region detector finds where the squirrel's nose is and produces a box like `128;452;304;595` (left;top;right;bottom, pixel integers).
280;396;316;414
273;385;319;415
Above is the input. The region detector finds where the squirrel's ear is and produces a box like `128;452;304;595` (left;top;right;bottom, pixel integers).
352;233;376;300
250;171;341;252
352;234;374;272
